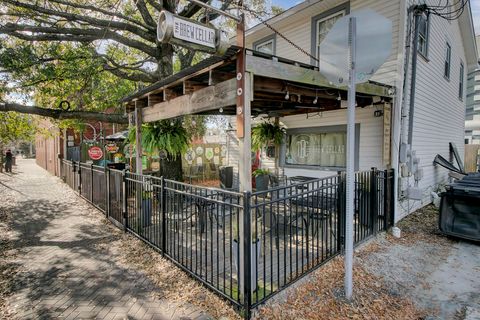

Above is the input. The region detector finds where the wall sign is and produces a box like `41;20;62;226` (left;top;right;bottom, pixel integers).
88;146;103;160
383;104;391;166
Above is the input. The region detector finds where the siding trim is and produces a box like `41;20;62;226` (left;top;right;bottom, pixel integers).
310;2;350;66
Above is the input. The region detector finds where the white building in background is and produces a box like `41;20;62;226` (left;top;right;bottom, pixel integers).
244;0;477;219
465;35;480;144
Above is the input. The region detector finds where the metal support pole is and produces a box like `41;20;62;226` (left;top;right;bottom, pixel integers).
344;16;356;301
242;191;252;319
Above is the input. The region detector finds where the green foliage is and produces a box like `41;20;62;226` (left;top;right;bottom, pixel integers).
251;122;286;151
128;120;191;159
252;168;270;177
0;112;36;144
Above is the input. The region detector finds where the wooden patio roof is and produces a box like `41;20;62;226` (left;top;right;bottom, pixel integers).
123;47;393;122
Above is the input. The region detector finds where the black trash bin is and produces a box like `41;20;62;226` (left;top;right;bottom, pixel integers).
107;162;126;170
439;173;480;242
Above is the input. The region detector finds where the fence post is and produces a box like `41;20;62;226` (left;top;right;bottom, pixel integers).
71;161;76;190
105;166;110;218
90;163;94;202
383;170;389;230
122;170;128;232
389;169;395;228
370;168;378;235
242;191;252;319
336;171;345;251
77;162;82;195
160;176;166;256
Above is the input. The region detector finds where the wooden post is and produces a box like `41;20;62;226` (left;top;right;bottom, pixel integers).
134;101;144;174
238;71;252;193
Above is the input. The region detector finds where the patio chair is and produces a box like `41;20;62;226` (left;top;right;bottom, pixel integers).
185;165;202;184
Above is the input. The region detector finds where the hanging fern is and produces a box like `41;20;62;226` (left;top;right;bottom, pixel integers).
128;119;191;159
252;122;286;151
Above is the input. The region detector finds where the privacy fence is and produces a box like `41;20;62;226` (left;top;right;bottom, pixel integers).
60;160;394;317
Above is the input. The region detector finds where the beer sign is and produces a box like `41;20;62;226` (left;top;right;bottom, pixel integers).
157;10;228;55
88;146;103;160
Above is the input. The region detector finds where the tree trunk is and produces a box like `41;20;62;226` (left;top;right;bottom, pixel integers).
160;154;183;181
0;142;4;173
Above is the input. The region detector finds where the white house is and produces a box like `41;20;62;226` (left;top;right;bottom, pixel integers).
465;35;480;144
242;0;478;220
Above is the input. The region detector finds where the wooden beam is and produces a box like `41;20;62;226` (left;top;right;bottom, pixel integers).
147;94;163;107
134;100;146;174
246;55;391;97
209;69;235;85
142;78;237;122
183;80;208;95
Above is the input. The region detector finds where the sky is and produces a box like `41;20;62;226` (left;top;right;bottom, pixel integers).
472;0;480;35
272;0;480;35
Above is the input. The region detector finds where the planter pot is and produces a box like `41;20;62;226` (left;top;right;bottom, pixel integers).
255;174;269;192
232;238;261;293
141;198;152;228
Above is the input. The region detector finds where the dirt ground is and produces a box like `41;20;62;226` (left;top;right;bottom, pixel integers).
255;205;480;320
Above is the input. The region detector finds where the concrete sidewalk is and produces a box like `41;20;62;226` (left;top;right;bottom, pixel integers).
0;159;211;320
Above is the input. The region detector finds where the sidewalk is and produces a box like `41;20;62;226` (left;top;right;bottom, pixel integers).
0;159;212;320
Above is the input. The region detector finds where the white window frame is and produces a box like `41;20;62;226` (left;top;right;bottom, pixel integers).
459;61;464;100
417;13;430;57
253;36;275;55
315;10;346;64
444;42;451;79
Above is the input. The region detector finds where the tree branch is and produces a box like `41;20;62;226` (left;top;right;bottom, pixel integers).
103;64;157;83
2;0;155;42
1;24;158;57
42;0;151;30
135;0;157;28
0;102;128;124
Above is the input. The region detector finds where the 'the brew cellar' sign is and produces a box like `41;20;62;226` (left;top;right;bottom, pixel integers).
173;16;216;48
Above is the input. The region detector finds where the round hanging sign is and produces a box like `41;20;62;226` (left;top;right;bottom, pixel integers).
88;146;103;160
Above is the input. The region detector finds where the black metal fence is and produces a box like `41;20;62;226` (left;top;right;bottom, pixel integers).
59;160;394;316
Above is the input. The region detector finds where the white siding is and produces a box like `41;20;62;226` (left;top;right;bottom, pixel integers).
397;0;468;218
245;0;402;86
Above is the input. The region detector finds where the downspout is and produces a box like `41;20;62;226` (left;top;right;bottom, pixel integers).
399;4;426;193
407;6;425;150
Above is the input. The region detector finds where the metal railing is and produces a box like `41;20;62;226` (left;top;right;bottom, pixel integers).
59;160;394;316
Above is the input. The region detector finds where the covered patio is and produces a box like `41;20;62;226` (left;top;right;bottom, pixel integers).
114;47;396;312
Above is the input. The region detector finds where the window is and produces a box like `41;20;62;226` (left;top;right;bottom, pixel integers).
285;131;346;168
444;42;451;79
459;62;464;100
315;11;345;62
311;3;349;65
417;13;429;57
254;36;275;55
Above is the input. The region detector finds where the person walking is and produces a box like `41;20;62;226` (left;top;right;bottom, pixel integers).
5;149;13;173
